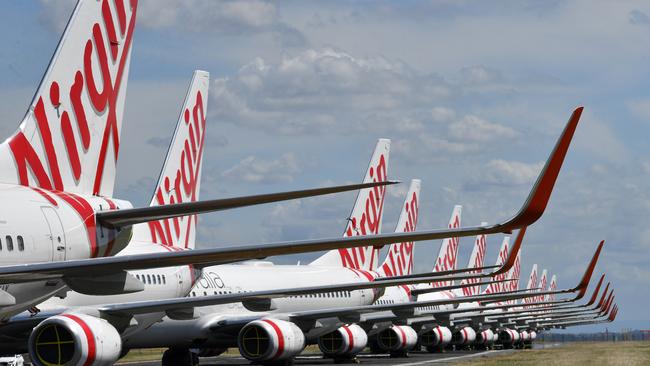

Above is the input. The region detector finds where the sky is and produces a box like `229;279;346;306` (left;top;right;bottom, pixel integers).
1;0;649;332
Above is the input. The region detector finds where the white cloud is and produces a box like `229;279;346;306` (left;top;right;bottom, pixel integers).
474;159;544;186
222;153;300;184
447;115;517;142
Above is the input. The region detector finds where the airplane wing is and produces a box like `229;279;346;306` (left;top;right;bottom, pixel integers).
96;181;397;228
0;108;583;284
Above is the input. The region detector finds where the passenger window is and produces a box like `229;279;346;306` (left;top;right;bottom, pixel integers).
162;275;166;284
157;275;162;284
0;237;2;250
5;236;13;251
17;236;24;251
146;275;151;284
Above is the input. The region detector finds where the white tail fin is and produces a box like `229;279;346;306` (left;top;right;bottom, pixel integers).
131;71;209;250
377;179;421;277
547;274;558;302
458;222;488;296
481;236;510;295
430;205;462;288
523;264;538;305
537;269;548;302
0;0;137;197
311;139;390;271
504;248;521;304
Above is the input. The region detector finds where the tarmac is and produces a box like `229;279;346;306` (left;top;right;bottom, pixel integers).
119;349;516;366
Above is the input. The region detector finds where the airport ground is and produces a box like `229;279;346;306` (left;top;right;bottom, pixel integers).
115;341;650;366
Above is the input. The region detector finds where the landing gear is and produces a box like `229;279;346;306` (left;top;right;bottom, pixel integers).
161;348;199;366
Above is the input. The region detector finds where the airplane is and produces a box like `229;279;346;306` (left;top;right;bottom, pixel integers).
0;0;395;320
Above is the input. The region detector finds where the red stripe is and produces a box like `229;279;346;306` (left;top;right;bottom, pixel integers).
262;319;284;359
435;327;443;346
61;314;96;366
461;328;468;344
396;326;407;349
342;326;354;352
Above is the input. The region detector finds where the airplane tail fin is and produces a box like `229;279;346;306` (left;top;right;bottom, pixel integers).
503;248;521;304
458;222;488;296
537;269;548;302
377;179;421;277
310;139;390;271
523;264;539;306
481;236;510;295
430;205;462;288
547;274;558;302
0;0;138;197
130;71;209;250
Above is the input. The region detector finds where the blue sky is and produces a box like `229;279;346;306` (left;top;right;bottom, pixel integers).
2;0;650;332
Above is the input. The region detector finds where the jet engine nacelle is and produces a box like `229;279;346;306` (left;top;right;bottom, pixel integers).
28;313;121;366
451;327;477;345
238;319;305;361
318;324;368;357
475;329;495;345
529;331;537;341
499;328;521;345
520;330;531;342
376;325;418;352
419;326;452;347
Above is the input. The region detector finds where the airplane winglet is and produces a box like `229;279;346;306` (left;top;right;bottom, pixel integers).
597;282;611;309
585;274;605;306
503;107;583;230
609;305;618;321
571;240;604;299
491;227;526;276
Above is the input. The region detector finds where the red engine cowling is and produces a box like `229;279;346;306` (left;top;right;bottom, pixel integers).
452;327;477;345
238;319;305;361
376;325;418;352
475;329;495;345
28;313;121;366
419;326;452;347
499;328;521;345
318;324;367;357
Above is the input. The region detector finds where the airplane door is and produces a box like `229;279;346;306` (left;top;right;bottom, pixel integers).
41;207;66;261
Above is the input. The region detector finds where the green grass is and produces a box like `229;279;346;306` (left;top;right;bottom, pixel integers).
458;341;650;366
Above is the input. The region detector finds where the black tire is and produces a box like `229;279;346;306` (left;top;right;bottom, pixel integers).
162;348;198;366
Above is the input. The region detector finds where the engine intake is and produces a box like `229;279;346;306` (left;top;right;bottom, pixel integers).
29;313;121;366
238;319;305;361
476;329;495;345
318;324;367;357
499;328;521;345
376;325;418;352
419;326;452;348
451;327;476;345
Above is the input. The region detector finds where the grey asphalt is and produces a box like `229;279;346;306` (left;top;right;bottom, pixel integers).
119;349;516;366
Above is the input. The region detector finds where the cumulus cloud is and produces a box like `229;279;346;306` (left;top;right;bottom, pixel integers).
470;159;544;187
222;153;300;184
447;115;517;142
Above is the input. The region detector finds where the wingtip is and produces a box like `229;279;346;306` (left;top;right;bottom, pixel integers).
504;108;583;230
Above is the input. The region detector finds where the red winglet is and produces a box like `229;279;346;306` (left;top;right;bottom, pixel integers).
492;227;526;276
572;240;605;299
597;282;610;309
504;107;583;229
608;305;618;321
585;274;605;306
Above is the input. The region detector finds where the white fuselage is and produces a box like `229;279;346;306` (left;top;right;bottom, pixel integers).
33;240;198;338
123;262;378;349
0;183;132;320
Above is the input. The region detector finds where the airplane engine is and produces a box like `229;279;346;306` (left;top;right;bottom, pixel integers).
529;330;538;341
318;324;367;358
451;327;477;346
520;330;531;342
419;326;452;349
475;329;495;346
238;319;305;361
28;313;121;366
376;325;418;352
499;328;521;348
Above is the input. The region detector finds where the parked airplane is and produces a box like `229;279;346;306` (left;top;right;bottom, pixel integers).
0;0;393;320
